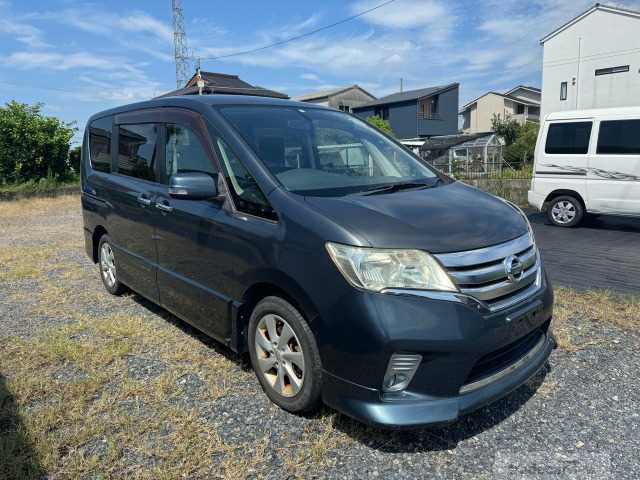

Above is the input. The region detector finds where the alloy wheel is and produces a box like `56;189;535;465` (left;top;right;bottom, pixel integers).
254;314;305;397
551;200;576;225
100;242;117;288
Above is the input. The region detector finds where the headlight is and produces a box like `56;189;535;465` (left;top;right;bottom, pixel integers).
325;242;457;293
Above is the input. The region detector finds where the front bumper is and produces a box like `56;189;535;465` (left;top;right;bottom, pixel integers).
319;273;554;429
528;190;545;211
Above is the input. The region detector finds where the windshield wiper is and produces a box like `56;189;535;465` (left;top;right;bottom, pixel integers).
358;181;433;196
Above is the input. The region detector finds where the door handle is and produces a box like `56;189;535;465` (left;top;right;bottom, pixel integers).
137;193;152;207
155;201;174;213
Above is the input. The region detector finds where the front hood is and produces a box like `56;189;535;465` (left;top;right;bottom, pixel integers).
304;182;528;253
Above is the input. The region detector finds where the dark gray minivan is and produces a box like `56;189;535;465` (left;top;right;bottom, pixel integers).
81;94;554;428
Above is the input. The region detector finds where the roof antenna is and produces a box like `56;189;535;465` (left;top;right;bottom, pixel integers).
195;58;204;95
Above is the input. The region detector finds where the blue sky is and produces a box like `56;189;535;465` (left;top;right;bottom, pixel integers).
1;0;639;143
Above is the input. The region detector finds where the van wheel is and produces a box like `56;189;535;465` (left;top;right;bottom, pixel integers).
546;195;584;227
248;296;322;413
98;235;125;295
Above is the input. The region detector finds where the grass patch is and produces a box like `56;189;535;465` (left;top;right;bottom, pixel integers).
553;288;640;351
0;176;79;194
0;193;79;219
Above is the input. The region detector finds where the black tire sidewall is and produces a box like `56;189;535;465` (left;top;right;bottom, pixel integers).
547;196;584;227
248;296;322;413
98;235;124;295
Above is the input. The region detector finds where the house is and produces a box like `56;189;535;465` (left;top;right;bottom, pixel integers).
157;71;289;99
540;3;640;119
352;83;459;139
294;85;376;111
460;86;541;134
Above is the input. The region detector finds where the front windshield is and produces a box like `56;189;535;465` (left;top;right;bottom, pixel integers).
218;105;439;196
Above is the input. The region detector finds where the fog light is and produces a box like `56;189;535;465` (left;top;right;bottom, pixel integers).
382;353;422;392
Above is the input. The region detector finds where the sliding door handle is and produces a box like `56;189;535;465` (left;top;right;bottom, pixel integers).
137;193;152;207
155;201;174;213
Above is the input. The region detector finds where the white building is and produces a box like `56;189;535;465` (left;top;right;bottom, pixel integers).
540;3;640;119
460;85;541;134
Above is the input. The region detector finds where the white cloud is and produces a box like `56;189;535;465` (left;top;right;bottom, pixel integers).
0;19;49;48
354;0;449;29
117;14;174;42
300;73;321;81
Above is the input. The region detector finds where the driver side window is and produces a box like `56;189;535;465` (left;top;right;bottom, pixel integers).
165;124;216;178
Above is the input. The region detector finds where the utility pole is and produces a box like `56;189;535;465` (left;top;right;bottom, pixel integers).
400;77;403;93
172;0;190;89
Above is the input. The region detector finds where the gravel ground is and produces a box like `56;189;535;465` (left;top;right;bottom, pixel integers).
1;195;639;479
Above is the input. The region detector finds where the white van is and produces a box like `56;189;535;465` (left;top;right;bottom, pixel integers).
528;107;640;227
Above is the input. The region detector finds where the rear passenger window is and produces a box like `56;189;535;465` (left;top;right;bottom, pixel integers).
597;120;640;154
89;116;112;173
118;124;159;182
165;124;215;177
545;122;592;154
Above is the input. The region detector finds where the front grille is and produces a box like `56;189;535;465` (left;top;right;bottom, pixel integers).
435;233;541;311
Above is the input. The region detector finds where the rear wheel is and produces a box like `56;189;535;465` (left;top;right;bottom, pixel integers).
248;296;322;413
546;195;584;227
98;235;125;295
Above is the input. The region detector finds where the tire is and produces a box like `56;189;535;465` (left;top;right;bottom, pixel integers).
98;234;126;295
546;195;584;227
248;296;322;413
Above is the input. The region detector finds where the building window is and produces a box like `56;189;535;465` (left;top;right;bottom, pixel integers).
516;104;525;115
595;65;630;76
338;104;351;112
560;82;567;101
597;119;640;155
375;106;389;120
545;122;592;155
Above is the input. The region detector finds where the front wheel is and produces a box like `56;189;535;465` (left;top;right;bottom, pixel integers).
546;195;584;227
248;296;322;413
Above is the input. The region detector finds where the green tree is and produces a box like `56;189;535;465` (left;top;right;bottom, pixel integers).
491;113;520;146
504;121;539;164
366;115;393;136
0;101;76;184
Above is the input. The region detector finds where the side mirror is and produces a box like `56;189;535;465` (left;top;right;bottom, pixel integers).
168;172;218;200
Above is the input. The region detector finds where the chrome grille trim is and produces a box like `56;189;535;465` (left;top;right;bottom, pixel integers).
435;233;533;268
435;233;541;312
459;332;547;394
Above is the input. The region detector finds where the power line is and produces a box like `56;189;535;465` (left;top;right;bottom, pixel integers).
196;0;397;62
0;80;78;94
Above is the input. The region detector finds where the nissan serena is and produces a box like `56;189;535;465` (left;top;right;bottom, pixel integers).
81;95;554;428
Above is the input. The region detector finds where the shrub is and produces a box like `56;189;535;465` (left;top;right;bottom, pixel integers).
0;101;76;184
366;115;394;136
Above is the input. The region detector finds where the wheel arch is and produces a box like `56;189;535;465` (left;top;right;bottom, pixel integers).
230;273;320;354
542;189;587;212
91;225;109;263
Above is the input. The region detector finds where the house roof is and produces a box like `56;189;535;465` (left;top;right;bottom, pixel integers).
505;85;541;96
294;84;376;102
540;3;640;44
157;71;289;99
353;83;459;109
460;89;540;113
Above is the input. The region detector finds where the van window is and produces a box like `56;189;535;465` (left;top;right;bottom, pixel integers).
89;116;113;173
216;138;277;221
596;120;640;155
118;124;159;182
545;122;592;155
165;124;215;178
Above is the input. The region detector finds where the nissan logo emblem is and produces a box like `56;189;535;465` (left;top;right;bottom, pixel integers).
504;255;524;283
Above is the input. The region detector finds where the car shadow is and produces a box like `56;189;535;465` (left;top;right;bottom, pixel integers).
127;292;251;369
329;363;551;453
0;374;46;479
528;211;640;233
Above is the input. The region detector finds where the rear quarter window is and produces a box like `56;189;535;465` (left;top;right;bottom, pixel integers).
597;119;640;154
88;116;113;173
545;122;592;155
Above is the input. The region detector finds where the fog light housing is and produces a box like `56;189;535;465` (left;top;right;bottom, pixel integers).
382;353;422;392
